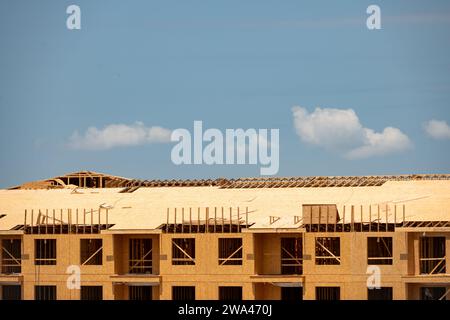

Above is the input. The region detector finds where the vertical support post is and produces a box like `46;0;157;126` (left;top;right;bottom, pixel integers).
90;208;93;234
181;208;185;234
68;209;71;234
60;209;63;234
45;209;49;234
174;208;177;234
53;209;55;234
351;205;354;232
318;206;321;232
369;205;372;232
360;205;363;232
206;207;209;233
106;209;109;230
189;208;192;234
98;207;101;232
37;210;41;235
221;207;224;233
246;207;249;229
394;205;397;228
83;209;86;234
342;205;345;232
76;209;79;234
385;204;388;231
24;209;27;233
166;208;169;233
237;207;240;233
377;204;380;232
214;207;217;233
403;204;406;227
30;209;34;234
333;206;337;232
197;207;200;233
229;207;232;233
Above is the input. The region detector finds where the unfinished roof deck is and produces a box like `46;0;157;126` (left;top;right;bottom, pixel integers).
1;172;450;232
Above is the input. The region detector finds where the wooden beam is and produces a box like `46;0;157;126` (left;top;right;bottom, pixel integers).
222;207;225;232
316;240;341;263
214;207;217;233
206;207;209;233
229;207;232;233
342;205;345;232
394;205;397;227
246;207;249;229
189;208;192;234
237;207;240;233
360;205;363;232
37;210;41;234
386;204;388;231
219;245;243;265
81;246;103;266
90;208;93;234
53;209;55;234
98;207;101;232
377;205;380;232
173;241;195;263
181;208;184;234
174;208;177;234
45;209;49;234
166;208;169;233
197;207;200;233
351;205;354;232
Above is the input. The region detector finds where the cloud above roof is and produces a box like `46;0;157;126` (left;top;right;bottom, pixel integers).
68;122;172;150
292;106;412;159
423;119;450;140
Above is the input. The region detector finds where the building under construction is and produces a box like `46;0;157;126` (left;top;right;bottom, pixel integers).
0;171;449;300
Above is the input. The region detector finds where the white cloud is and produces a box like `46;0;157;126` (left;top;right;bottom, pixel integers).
423;120;450;140
292;106;412;159
345;127;412;159
68;122;172;150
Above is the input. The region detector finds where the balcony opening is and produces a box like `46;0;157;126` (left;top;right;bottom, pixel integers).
219;286;242;300
219;238;243;265
80;286;103;300
80;239;102;265
129;286;153;300
35;239;56;265
281;287;303;301
1;239;21;274
420;237;446;274
367;237;393;265
35;285;56;300
1;285;21;300
172;286;195;300
129;239;153;273
368;287;393;300
420;287;447;300
315;237;340;265
172;238;195;265
316;287;340;300
281;237;303;274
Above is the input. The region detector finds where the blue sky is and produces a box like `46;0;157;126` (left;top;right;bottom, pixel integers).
1;0;450;188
